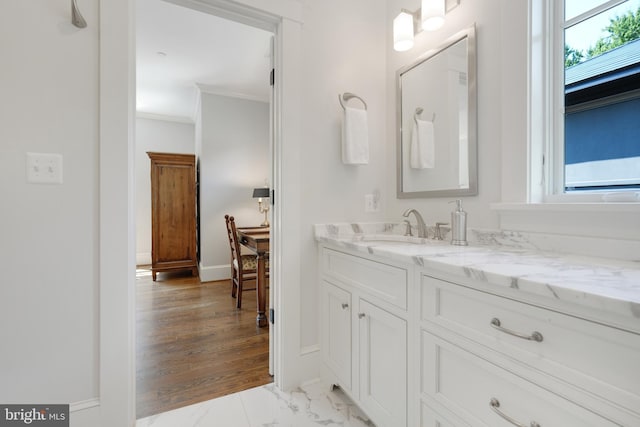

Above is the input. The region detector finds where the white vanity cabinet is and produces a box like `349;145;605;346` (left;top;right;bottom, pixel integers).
320;247;409;427
420;273;640;427
317;236;640;427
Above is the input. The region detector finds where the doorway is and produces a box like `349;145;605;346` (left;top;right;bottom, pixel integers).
99;1;304;424
135;0;276;418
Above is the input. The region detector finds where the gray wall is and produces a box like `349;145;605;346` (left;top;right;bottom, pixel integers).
0;0;99;404
196;92;270;281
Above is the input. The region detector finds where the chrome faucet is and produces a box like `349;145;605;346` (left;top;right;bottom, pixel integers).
402;219;412;236
402;209;428;238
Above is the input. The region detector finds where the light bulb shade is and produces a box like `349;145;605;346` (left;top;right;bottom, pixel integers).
252;187;270;198
393;12;414;52
421;0;445;31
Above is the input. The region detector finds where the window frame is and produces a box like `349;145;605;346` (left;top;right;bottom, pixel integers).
528;0;640;203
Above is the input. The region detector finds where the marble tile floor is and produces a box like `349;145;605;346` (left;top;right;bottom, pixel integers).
136;381;375;427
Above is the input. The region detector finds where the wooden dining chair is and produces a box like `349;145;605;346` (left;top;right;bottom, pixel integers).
224;215;269;309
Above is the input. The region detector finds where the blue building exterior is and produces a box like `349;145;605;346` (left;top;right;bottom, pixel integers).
564;38;640;189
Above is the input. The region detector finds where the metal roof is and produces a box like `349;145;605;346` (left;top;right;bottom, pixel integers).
565;38;640;86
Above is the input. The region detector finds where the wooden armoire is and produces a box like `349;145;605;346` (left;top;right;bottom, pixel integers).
147;152;198;281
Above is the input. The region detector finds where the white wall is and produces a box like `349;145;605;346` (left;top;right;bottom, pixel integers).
297;0;388;349
0;0;99;413
197;92;270;282
135;117;195;265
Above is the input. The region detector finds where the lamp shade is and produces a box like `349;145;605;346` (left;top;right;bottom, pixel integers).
252;187;270;198
393;12;414;52
421;0;445;31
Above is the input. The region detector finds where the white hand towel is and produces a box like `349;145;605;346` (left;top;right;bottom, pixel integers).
410;118;435;169
342;107;369;165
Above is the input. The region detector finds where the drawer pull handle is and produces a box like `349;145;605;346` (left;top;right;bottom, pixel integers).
341;303;349;309
490;398;541;427
490;318;543;342
358;313;366;319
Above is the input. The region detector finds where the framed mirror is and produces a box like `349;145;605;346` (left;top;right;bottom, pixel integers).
397;25;477;198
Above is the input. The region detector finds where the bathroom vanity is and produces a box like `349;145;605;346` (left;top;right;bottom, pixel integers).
316;223;640;427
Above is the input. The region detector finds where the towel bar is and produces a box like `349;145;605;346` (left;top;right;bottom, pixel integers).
339;92;367;110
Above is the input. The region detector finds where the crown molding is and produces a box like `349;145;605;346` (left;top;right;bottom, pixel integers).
195;83;269;103
136;111;195;124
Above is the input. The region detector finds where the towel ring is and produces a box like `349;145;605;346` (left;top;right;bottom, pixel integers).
414;108;435;125
339;92;367;110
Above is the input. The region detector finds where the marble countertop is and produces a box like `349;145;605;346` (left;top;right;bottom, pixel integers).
314;223;640;329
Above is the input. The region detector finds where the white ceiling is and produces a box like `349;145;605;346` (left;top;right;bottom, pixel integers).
136;0;273;120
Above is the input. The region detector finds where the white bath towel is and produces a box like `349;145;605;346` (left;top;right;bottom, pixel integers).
410;118;435;169
342;107;369;165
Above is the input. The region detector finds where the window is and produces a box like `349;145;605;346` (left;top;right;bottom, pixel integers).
530;0;640;200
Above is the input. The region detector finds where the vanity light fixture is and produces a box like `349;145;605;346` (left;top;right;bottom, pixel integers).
252;187;270;227
393;11;416;52
421;0;445;31
392;0;460;52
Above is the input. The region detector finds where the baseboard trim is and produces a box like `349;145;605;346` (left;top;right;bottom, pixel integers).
199;263;231;282
69;398;100;427
300;344;320;356
70;398;100;412
298;344;321;385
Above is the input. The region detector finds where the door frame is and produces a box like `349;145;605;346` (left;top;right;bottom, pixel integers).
99;0;304;425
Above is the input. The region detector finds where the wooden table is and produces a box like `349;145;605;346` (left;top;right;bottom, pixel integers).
236;227;270;327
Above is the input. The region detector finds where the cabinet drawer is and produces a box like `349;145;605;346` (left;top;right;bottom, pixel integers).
323;248;407;309
421;275;640;416
421;403;466;427
422;332;618;427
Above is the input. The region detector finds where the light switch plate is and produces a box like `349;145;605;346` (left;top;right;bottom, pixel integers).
365;194;379;212
26;152;63;184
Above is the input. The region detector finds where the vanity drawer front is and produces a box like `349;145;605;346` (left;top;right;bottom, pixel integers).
421;275;640;415
422;332;618;427
421;402;469;427
323;248;407;309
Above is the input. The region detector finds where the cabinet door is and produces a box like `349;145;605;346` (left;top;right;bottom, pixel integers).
148;152;197;278
322;281;352;390
154;162;195;263
358;299;407;427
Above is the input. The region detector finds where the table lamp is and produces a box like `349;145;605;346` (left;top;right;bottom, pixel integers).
252;187;270;226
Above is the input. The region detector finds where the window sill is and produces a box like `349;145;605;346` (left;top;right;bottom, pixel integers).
491;202;640;214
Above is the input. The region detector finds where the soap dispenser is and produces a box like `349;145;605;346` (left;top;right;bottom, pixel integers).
449;200;468;246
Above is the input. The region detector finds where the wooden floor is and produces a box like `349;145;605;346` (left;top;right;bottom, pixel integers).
136;267;271;419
